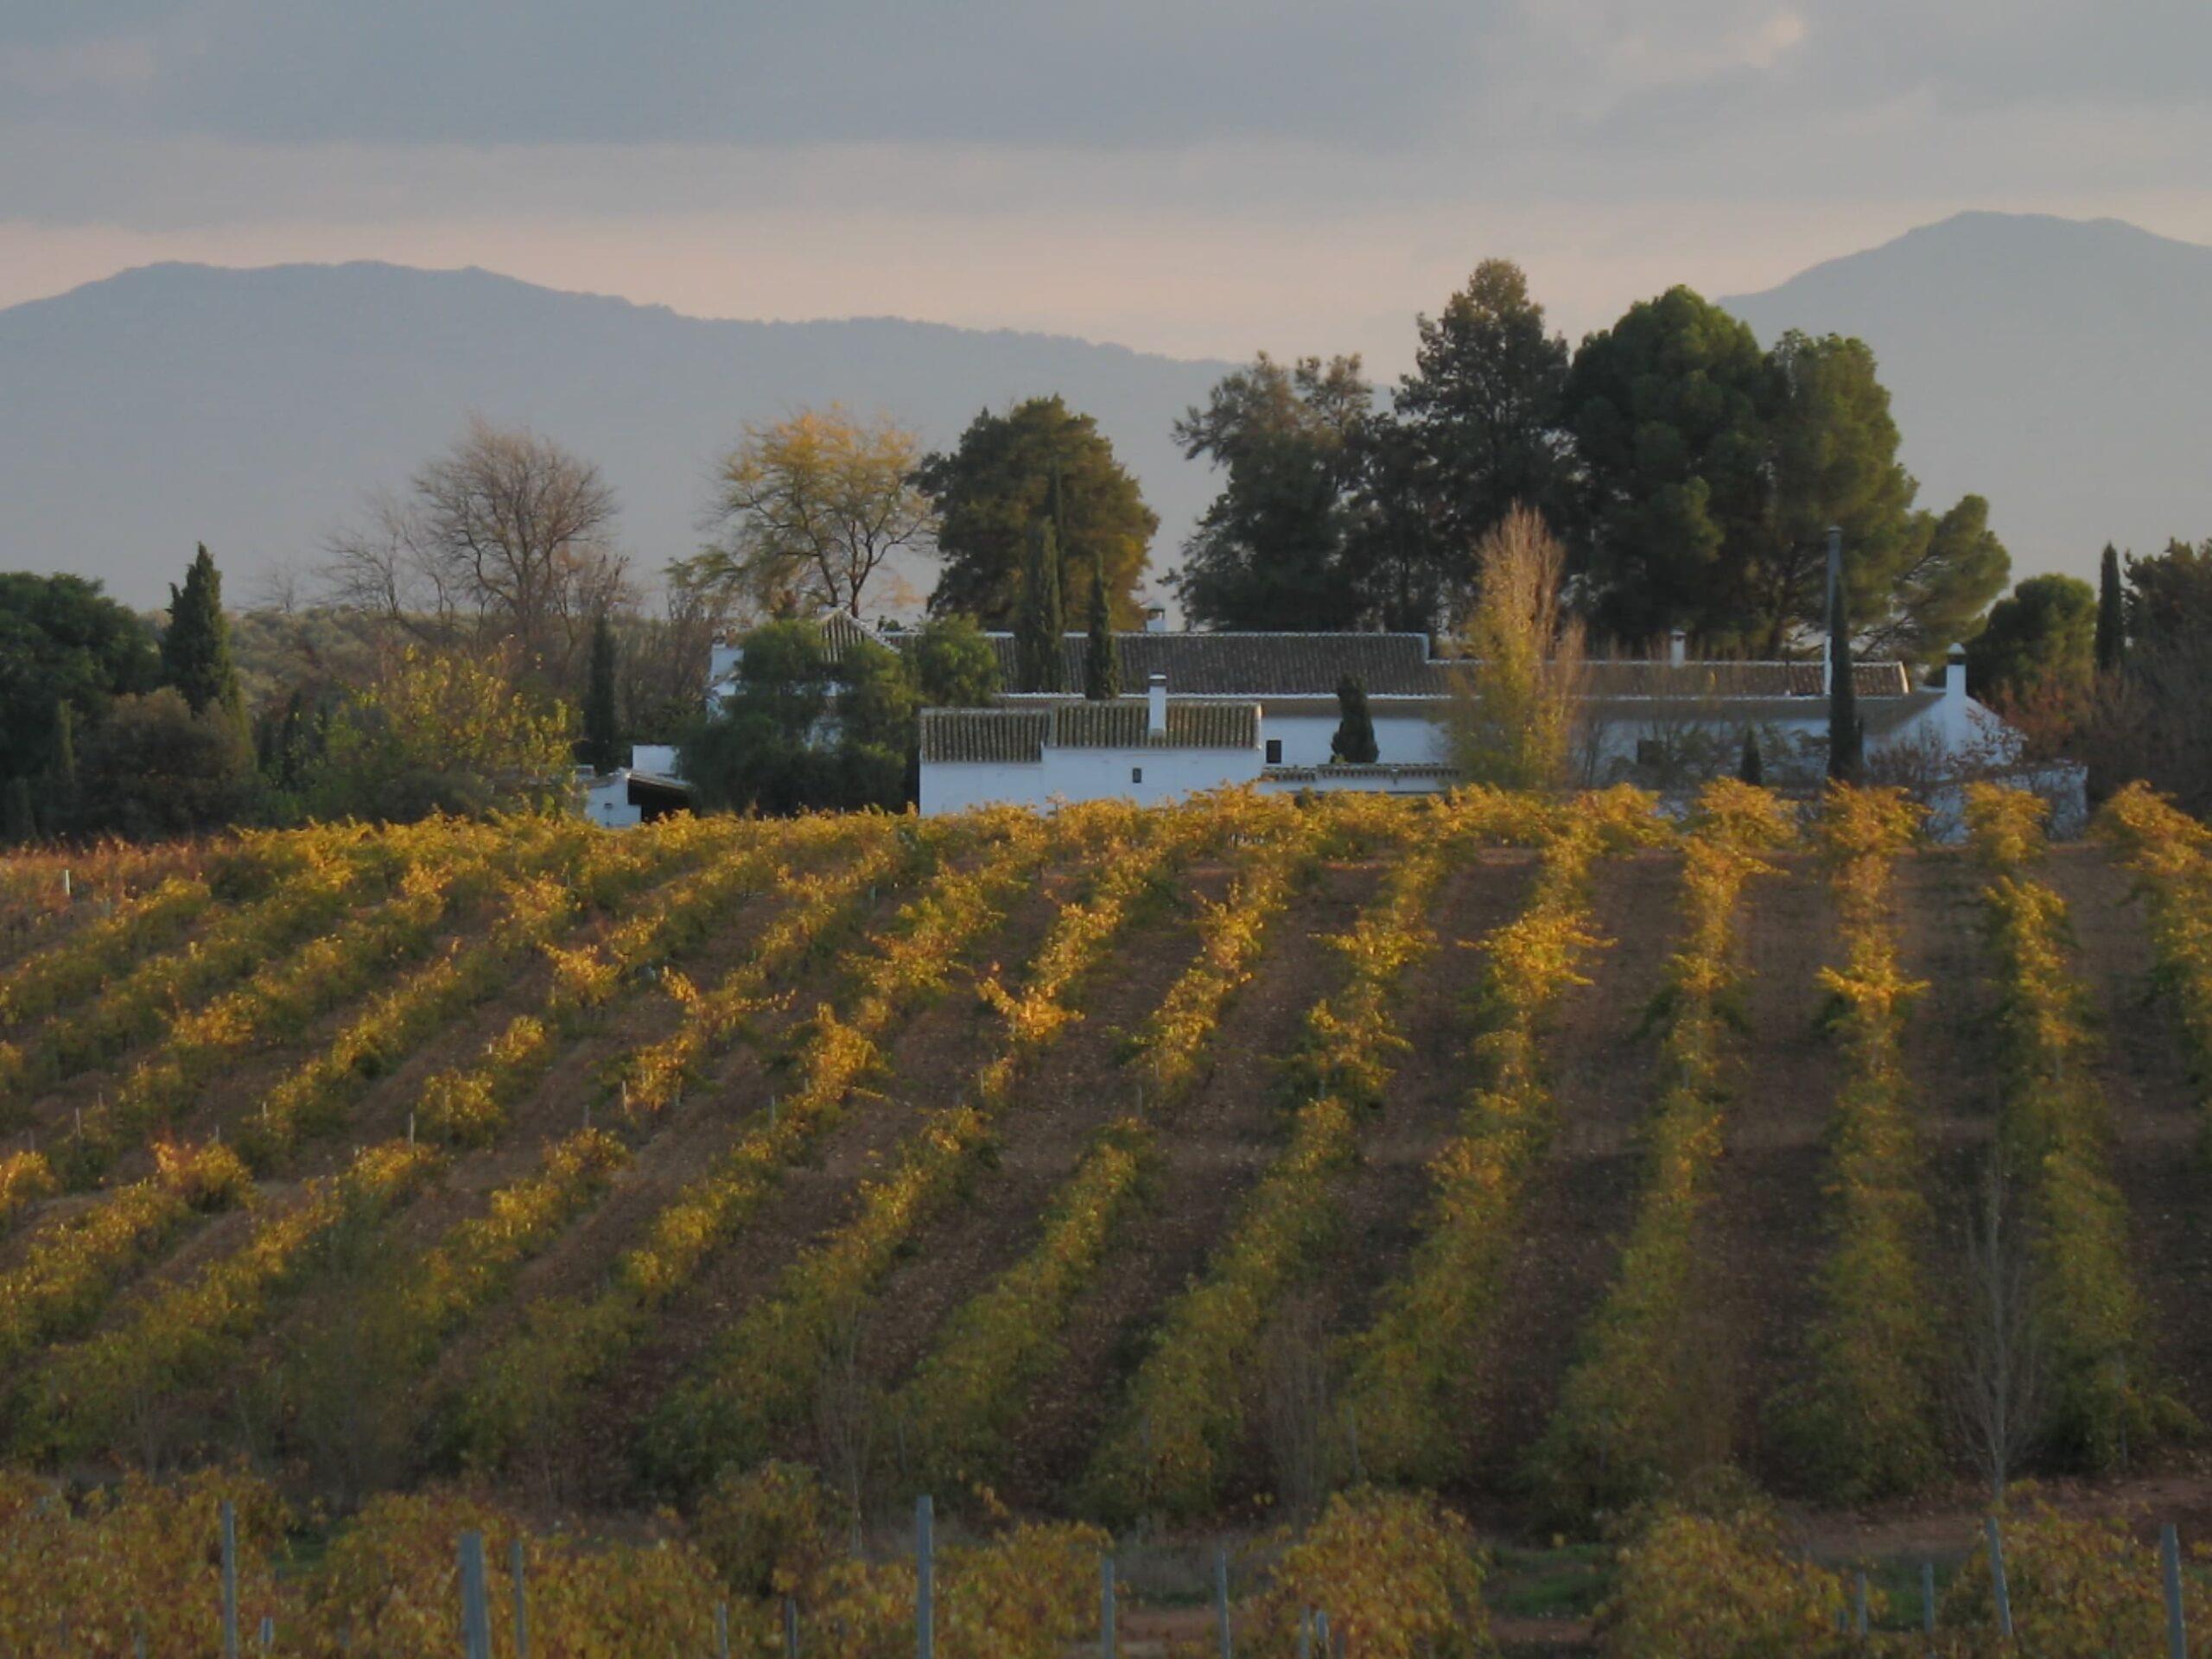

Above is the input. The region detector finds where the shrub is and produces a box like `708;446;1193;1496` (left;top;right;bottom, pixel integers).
1243;1488;1497;1659
0;1466;290;1658
694;1460;846;1602
1594;1498;1847;1658
308;1486;723;1657
1939;1492;2212;1652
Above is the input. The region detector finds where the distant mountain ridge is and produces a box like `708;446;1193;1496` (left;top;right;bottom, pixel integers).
0;260;1232;607
1721;211;2212;586
4;213;2208;609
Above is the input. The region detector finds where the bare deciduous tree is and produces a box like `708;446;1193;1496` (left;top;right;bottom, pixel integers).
1261;1293;1337;1521
699;407;935;619
813;1302;879;1546
322;416;630;687
1948;1154;2049;1502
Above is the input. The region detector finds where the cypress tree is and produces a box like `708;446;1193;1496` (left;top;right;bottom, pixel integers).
582;613;622;772
1083;575;1120;701
1827;553;1863;785
161;544;244;724
2094;543;2126;676
3;777;34;844
1332;676;1379;764
54;701;77;794
1014;520;1066;693
1738;726;1764;786
51;700;78;822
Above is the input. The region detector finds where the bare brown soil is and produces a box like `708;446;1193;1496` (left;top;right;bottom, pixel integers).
846;868;1227;1421
1457;852;1680;1510
1000;860;1387;1510
5;827;2209;1558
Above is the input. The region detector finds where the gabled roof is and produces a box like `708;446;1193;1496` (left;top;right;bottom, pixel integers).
920;708;1051;765
1577;661;1911;698
1051;700;1259;750
950;631;1442;696
1581;690;1944;736
851;613;1920;702
919;698;1260;764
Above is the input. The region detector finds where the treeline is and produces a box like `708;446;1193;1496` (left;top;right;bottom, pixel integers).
1171;266;2009;658
1967;536;2212;815
8;255;2203;836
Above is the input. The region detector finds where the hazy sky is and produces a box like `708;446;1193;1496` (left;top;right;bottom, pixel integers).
5;1;2209;371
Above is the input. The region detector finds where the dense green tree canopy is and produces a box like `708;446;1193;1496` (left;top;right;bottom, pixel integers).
1757;333;1918;652
1880;493;2011;660
1567;293;2005;656
2126;537;2212;654
918;397;1156;628
1967;574;2097;705
679;620;915;814
906;614;1000;709
1566;287;1774;645
1392;258;1576;562
1171;353;1373;631
72;688;257;838
0;573;159;785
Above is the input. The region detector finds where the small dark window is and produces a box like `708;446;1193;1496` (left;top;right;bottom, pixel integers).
1131;766;1143;785
1265;739;1283;765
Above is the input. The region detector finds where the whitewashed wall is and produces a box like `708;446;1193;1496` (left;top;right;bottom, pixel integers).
584;779;642;828
1262;714;1452;767
920;745;1265;816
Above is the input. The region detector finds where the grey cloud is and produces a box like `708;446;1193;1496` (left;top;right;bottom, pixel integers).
3;0;2208;237
129;0;1502;149
37;0;2209;156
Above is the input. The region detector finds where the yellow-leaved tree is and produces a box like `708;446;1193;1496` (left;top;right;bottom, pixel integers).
696;406;937;620
1448;505;1586;790
310;645;573;821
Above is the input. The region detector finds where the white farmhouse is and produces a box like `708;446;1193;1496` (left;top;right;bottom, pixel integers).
905;613;2023;816
671;607;2063;824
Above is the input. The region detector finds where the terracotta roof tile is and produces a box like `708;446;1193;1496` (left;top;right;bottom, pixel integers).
918;709;1048;765
950;632;1440;696
919;698;1259;761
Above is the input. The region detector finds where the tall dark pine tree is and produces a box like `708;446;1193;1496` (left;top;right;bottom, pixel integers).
1826;528;1864;785
2094;543;2126;676
1083;576;1120;701
582;612;622;772
1015;521;1066;693
161;545;244;725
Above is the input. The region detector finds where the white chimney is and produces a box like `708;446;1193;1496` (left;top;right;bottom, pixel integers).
1945;641;1967;702
1147;672;1167;735
1668;629;1688;668
1144;607;1167;634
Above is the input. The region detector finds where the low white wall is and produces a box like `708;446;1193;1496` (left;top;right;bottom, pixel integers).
1264;714;1450;767
920;746;1265;816
584;780;642;829
1258;766;1456;797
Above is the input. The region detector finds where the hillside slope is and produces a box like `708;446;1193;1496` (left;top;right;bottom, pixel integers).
1723;212;2212;587
0;262;1230;607
0;786;2202;1536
